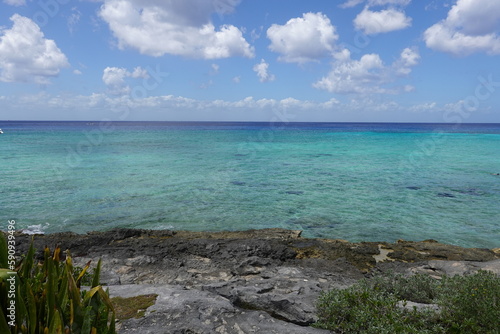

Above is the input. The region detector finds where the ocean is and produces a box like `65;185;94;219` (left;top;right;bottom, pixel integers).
1;121;499;248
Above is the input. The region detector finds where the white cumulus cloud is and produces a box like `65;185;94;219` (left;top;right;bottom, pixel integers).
102;66;149;95
354;7;412;34
446;0;500;35
98;0;254;59
314;50;385;94
395;47;420;74
267;12;338;63
253;59;275;82
0;14;69;84
314;47;419;94
424;0;500;56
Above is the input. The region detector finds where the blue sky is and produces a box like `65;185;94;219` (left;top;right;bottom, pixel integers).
0;0;500;122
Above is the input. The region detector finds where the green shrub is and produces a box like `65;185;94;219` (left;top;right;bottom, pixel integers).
369;272;440;304
438;270;500;333
315;270;500;334
314;279;442;334
0;234;116;334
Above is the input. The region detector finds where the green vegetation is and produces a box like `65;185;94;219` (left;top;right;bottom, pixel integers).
315;271;500;334
111;294;158;320
72;266;94;287
439;271;500;333
0;234;116;334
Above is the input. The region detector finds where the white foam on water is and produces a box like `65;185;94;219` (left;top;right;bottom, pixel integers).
22;223;50;235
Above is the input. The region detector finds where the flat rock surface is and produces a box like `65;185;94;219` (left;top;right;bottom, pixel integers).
9;228;500;333
110;284;330;334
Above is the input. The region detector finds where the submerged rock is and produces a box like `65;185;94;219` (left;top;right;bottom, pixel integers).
437;192;456;198
454;188;485;196
285;190;304;195
230;181;246;186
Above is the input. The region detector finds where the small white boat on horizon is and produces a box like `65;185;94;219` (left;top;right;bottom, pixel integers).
0;129;3;134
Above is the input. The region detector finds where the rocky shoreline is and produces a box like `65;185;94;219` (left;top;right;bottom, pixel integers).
12;228;500;333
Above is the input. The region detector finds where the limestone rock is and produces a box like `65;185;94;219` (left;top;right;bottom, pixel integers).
410;259;500;277
110;285;330;334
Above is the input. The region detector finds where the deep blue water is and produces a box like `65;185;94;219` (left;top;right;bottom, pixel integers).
1;121;499;248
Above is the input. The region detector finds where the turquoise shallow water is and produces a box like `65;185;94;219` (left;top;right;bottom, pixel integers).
1;121;499;248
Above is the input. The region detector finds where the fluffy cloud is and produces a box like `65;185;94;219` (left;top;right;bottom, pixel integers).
395;47;420;74
102;66;149;95
267;12;338;63
446;0;500;35
253;59;275;82
424;0;500;56
354;7;412;34
0;15;69;84
314;47;419;94
99;0;254;59
3;0;25;6
314;50;385;94
340;0;411;8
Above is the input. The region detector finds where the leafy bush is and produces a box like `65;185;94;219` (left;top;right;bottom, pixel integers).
0;234;116;333
438;271;500;333
315;271;500;334
369;272;440;304
315;279;442;334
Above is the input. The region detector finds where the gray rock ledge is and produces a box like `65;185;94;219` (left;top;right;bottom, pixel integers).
8;228;500;333
109;284;330;334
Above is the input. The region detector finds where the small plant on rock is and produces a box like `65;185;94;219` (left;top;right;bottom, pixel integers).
0;233;116;333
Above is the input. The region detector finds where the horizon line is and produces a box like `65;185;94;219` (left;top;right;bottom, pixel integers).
1;120;500;125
